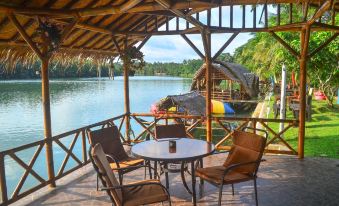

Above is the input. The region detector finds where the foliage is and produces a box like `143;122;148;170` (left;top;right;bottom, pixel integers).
139;59;203;77
35;18;62;55
234;6;339;106
217;52;234;62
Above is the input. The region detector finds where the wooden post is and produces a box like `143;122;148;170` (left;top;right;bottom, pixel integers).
9;12;56;188
123;38;131;142
0;153;8;204
41;56;56;187
202;29;212;143
298;26;310;159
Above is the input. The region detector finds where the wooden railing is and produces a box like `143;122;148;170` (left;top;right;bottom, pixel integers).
0;114;125;206
0;112;298;205
130;113;299;155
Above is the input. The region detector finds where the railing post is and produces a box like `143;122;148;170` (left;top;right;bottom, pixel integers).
41;56;56;187
81;130;87;163
0;153;8;205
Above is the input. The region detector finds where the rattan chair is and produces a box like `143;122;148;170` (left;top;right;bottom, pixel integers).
90;143;171;206
87;126;150;187
195;130;267;206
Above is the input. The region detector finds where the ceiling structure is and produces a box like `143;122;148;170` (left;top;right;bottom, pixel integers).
0;0;337;67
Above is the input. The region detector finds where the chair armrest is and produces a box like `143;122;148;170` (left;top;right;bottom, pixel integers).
105;154;120;168
221;159;265;181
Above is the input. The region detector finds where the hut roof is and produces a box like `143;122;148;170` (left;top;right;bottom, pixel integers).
154;91;206;116
191;61;260;98
0;0;337;70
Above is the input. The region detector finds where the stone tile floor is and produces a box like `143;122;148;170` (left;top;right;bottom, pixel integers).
13;154;339;206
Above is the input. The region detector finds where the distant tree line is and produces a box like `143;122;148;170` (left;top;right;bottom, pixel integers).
0;52;236;80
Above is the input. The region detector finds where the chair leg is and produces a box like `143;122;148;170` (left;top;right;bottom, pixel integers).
218;184;224;206
231;184;234;196
254;178;258;206
148;161;152;179
96;174;99;191
118;173;123;185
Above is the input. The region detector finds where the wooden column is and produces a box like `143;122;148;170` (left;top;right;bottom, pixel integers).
8;13;56;187
123;38;131;142
41;56;56;186
202;30;212;143
298;26;311;159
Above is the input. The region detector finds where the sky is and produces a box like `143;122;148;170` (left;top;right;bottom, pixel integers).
139;5;274;63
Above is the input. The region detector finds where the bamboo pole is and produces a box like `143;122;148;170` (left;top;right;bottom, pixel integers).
123;37;131;143
41;55;56;187
202;30;212;143
298;26;311;159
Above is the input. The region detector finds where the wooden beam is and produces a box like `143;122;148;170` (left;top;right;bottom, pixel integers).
112;36;122;54
155;0;205;30
270;32;300;58
212;32;239;61
308;32;338;58
181;34;205;59
59;18;79;45
136;35;151;50
8;13;44;60
308;0;333;25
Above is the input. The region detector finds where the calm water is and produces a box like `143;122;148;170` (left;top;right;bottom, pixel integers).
0;76;191;194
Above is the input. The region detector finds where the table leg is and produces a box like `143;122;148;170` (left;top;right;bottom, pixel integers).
199;158;204;197
191;160;196;205
164;163;169;189
154;161;158;179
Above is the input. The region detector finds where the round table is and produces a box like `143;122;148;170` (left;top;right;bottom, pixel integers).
131;138;215;205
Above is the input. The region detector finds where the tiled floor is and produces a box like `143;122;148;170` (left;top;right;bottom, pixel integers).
13;154;339;206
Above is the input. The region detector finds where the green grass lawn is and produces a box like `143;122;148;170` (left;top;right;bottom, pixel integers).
268;99;339;159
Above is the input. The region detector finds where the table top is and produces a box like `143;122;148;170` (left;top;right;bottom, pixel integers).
131;138;215;162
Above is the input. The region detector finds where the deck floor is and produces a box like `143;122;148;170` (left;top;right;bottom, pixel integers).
13;154;339;206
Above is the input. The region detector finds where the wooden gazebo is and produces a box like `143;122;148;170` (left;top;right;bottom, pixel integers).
0;0;338;205
190;61;260;101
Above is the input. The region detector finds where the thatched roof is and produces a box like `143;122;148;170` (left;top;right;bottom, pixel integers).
191;61;260;98
0;0;337;71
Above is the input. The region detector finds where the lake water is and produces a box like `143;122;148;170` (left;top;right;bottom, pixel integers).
0;76;191;151
0;76;191;195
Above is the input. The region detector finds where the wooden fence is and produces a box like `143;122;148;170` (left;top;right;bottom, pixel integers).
0;112;298;205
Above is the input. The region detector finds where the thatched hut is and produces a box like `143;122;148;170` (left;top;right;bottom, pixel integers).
190;61;260;101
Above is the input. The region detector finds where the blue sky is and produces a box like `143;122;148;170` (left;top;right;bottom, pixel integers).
139;5;274;63
141;33;253;62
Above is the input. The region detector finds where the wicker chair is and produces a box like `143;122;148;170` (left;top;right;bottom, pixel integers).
195;130;267;206
87;126;150;187
90;143;171;206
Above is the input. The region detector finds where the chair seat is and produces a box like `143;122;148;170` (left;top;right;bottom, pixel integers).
196;166;252;185
109;157;144;170
123;180;169;206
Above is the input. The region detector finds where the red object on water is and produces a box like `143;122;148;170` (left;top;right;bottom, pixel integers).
314;91;326;100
